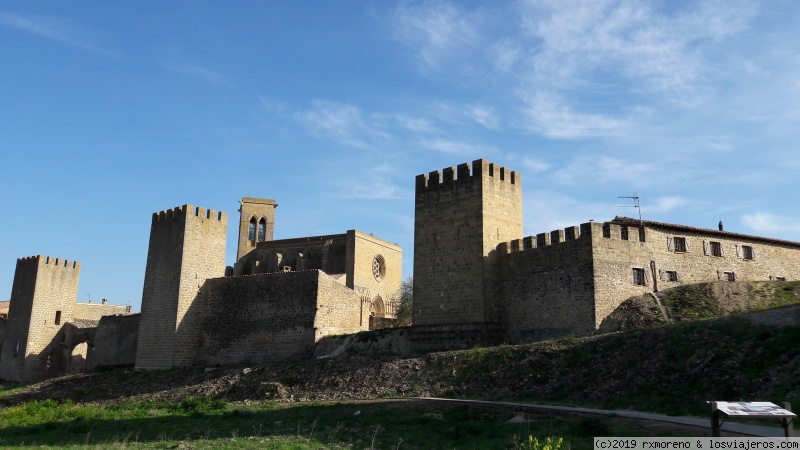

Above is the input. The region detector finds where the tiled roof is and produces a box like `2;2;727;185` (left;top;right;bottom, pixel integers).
612;216;800;248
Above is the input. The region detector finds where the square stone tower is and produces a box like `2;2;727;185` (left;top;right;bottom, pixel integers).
236;197;277;262
0;255;80;382
412;159;522;349
135;205;227;370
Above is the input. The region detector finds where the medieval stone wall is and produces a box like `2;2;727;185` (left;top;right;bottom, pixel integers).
0;256;80;382
195;270;364;366
313;271;365;338
413;159;521;329
234;233;348;276
591;221;800;328
135;205;227;370
345;230;402;318
73;302;129;321
89;314;140;370
500;223;596;342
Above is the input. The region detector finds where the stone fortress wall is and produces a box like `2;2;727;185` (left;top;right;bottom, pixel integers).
135;205;228;371
0;256;81;382
2;156;800;382
412;159;521;350
411;158;800;349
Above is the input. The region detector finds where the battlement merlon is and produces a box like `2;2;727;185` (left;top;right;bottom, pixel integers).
415;159;521;194
16;255;80;270
152;204;227;224
497;222;595;255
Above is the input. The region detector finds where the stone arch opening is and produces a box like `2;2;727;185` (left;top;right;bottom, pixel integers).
248;217;257;245
69;342;89;373
370;296;385;318
258;217;267;242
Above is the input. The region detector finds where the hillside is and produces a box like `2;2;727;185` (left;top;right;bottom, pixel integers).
1;282;798;417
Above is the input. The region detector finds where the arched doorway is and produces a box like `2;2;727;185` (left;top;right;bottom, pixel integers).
70;342;88;373
370;296;385;318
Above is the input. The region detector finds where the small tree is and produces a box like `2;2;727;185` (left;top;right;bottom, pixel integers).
393;276;413;326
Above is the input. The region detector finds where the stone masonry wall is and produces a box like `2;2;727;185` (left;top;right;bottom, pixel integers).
500;223;596;342
135;205;227;370
345;230;402;319
591;222;653;328
73;302;129;321
235;233;348;276
0;256;80;382
413;159;521;328
592;221;800;329
89;313;140;370
313;271;365;339
480;160;523;324
174;206;227;367
196;270;328;365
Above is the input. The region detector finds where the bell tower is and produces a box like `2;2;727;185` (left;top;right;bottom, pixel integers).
236;197;278;262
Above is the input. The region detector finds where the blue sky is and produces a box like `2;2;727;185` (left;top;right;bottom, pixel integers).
2;1;800;311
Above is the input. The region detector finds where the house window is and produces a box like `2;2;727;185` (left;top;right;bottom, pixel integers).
632;268;646;286
666;271;678;282
724;271;736;281
54;311;61;325
620;226;629;240
736;245;755;260
668;236;689;252
705;240;724;256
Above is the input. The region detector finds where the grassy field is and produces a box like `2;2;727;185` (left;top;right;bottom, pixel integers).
0;397;716;449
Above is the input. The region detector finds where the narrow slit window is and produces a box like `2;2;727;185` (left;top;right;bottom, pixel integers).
248;218;256;245
54;311;61;325
258;218;267;242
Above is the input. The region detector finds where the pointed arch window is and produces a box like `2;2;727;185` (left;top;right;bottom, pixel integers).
258;218;267;242
248;217;257;245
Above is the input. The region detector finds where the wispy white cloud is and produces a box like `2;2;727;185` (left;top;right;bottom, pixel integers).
646;196;687;214
390;1;482;73
520;156;549;173
167;64;232;87
519;0;754;96
431;102;500;130
296;100;390;150
0;11;114;56
419;138;495;156
551;154;658;187
395;114;439;134
521;92;628;138
741;212;800;234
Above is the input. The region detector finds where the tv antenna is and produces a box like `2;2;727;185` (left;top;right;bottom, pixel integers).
617;195;642;225
85;293;92;303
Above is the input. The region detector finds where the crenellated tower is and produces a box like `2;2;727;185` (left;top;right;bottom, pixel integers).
236;197;277;262
412;159;522;349
135;205;227;370
0;255;80;382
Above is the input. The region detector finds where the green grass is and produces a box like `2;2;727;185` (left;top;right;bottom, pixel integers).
0;397;717;449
